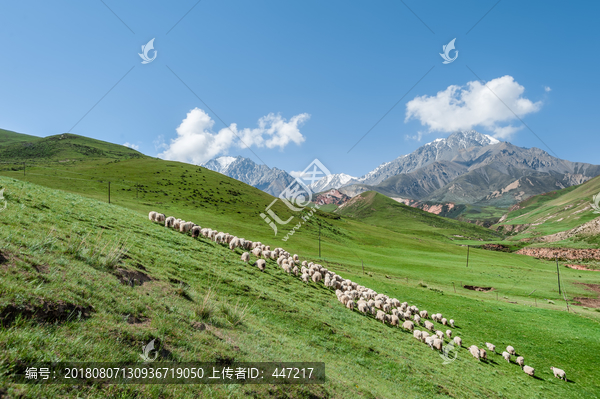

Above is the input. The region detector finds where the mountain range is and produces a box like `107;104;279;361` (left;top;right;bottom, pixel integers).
203;130;600;208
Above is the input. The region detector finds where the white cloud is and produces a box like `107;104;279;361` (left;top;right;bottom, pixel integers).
158;108;309;165
544;86;551;92
405;75;542;139
123;142;139;150
289;170;305;178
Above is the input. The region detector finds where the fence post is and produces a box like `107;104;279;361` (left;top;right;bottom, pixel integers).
108;181;111;204
453;282;456;293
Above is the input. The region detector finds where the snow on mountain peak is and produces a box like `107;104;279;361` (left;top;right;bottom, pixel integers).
215;156;237;171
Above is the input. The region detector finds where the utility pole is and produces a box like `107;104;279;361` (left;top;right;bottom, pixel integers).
556;257;561;295
362;260;364;275
318;223;321;258
108;181;111;204
466;245;470;268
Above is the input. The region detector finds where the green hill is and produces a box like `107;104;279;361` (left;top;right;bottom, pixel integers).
0;132;144;161
493;174;600;247
1;177;600;398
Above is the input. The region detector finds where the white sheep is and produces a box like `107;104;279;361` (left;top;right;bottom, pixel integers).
413;330;422;341
346;300;355;310
419;310;429;319
155;213;165;223
523;366;535;377
180;221;193;233
390;315;400;327
441;317;448;326
376;310;386;323
449;319;455;328
426;336;435;349
191;226;201;238
402;320;414;332
252;247;262;257
421;331;430;343
517;356;524;368
485;343;495;353
435;330;444;340
507;346;516;356
165;216;175;227
293;254;299;263
357;302;370;315
301;273;310;283
445;330;452;338
312;272;322;283
292;266;299;276
432;338;443;351
453;336;462;347
229;237;240;250
255;259;266;271
479;348;487;360
424;321;434;331
502;351;511;363
550;367;566;381
413;314;421;325
469;345;480;361
148;211;157;221
241;252;250;263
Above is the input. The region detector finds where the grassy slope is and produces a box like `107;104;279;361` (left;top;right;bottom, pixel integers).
1;177;600;399
0;133;144;161
0;129;41;145
493;175;600;247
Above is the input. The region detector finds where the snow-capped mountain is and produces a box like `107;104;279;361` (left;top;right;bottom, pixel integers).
202;156;295;197
312;130;600;206
308;173;357;193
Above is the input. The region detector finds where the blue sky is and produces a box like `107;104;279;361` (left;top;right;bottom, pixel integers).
0;1;598;177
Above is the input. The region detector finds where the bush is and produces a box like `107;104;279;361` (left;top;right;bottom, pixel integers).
220;298;251;327
195;287;216;321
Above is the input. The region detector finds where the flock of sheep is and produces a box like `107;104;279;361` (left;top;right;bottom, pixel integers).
148;211;568;382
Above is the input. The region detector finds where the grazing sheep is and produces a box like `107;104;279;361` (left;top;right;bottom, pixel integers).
241;252;250;263
262;250;271;259
507;346;516;356
550;367;566;381
446;330;452;339
453;336;462;347
485;343;495;353
502;351;511;363
390;315;400;327
523;366;535;377
517;356;524;368
148;211;157;221
255;259;266;271
469;345;480;361
165;216;175;227
421;331;430;343
419;310;428;319
191;226;201;238
346;300;355;310
441;318;448;326
292;266;299;276
435;330;444;340
357;302;370;315
402;320;414;332
449;319;455;328
424;321;434;331
293;254;299;263
229;237;240;250
432;338;443;351
413;330;423;341
301;273;310;283
426;336;436;349
382;303;391;313
479;348;487;360
312;272;322;283
252;247;262;257
174;219;182;230
339;295;350;306
155;213;165;223
376;310;386;323
180;221;193;233
413;314;421;325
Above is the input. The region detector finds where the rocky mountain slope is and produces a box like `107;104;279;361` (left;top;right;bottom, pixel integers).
202;155;295;197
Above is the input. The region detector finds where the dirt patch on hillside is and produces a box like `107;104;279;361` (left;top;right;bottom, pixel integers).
0;299;94;326
572;283;600;308
115;268;153;286
538;216;600;243
566;264;600;272
481;244;511;252
463;285;494;292
516;247;600;261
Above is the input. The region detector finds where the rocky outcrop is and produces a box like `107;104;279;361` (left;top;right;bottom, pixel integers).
516;247;600;261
